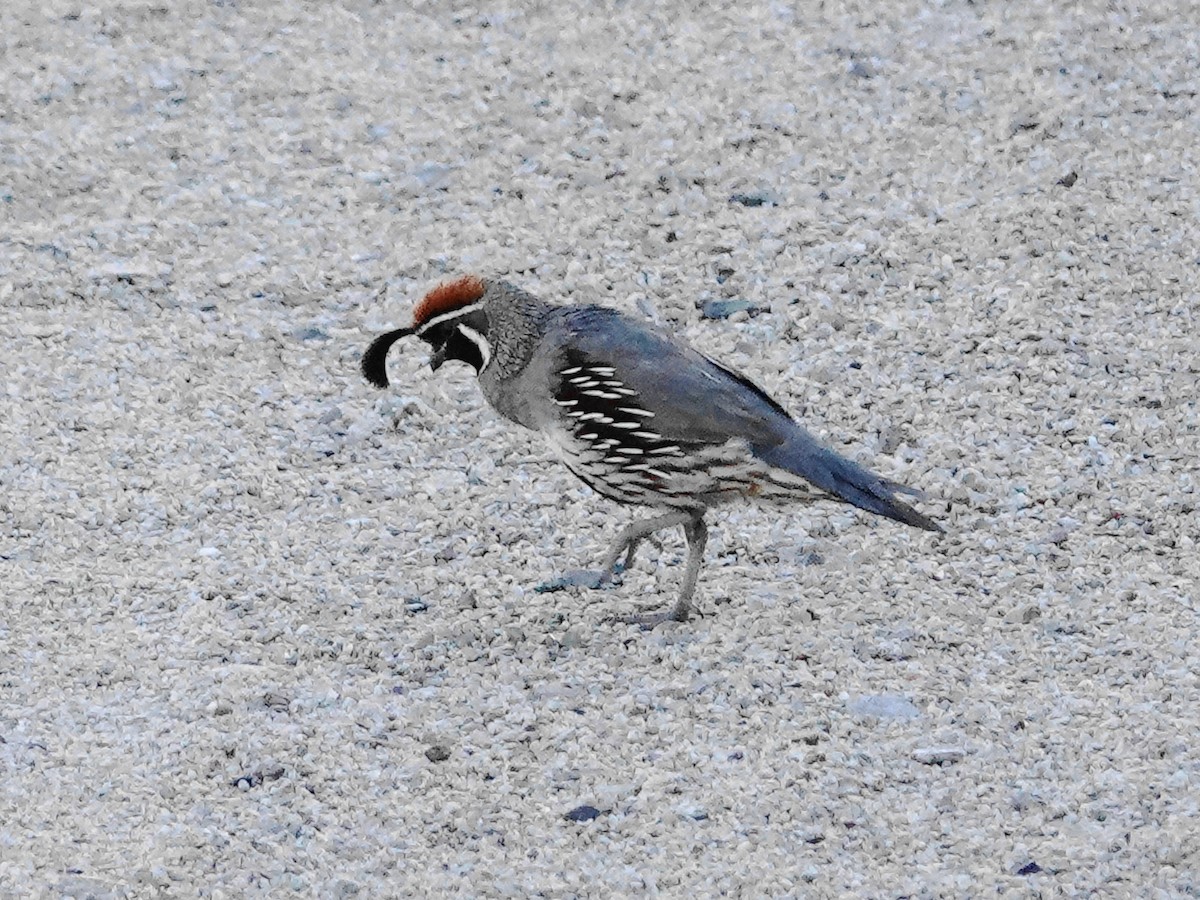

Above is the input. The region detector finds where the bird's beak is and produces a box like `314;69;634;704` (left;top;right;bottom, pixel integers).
429;344;448;371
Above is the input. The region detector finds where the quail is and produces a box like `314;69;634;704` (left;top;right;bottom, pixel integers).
362;275;941;624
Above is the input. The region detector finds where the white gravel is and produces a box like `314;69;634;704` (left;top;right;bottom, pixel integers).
2;1;1197;896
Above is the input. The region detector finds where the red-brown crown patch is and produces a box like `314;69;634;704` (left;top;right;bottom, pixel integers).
412;275;486;328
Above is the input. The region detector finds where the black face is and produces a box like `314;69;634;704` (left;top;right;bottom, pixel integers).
360;306;490;389
418;307;491;373
421;321;484;372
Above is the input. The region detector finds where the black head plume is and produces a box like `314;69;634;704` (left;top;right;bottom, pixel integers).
361;327;415;388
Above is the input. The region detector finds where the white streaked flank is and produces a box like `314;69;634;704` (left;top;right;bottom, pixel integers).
582;389;624;400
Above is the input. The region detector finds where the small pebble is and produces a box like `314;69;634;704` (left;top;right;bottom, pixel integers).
564;805;604;823
912;747;966;766
701;299;760;320
847;695;922;720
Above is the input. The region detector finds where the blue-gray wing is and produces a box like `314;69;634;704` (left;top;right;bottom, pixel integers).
553;306;794;450
549;306;942;531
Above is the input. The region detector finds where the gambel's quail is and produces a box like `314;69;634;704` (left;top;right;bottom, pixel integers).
362;275;940;624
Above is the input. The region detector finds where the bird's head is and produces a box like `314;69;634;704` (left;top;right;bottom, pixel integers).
361;275;493;388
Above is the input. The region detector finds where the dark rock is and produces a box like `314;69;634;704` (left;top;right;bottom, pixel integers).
701;298;759;320
564;804;604;822
729;191;776;207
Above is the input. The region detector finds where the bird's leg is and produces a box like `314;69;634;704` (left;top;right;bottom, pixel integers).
617;512;709;627
534;510;697;595
596;510;700;585
672;515;709;621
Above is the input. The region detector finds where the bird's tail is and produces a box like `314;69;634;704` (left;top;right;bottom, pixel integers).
755;433;942;532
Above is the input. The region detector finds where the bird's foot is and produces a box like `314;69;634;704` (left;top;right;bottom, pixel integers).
593;559;628;588
608;609;689;629
534;564;626;594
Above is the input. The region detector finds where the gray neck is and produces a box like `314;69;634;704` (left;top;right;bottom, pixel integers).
483;280;552;380
473;280;555;430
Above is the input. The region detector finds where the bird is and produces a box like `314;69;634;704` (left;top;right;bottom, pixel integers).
362;274;941;625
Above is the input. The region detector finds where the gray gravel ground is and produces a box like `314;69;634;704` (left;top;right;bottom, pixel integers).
2;1;1198;896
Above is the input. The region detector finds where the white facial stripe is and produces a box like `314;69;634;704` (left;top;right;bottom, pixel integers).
414;302;485;336
456;324;492;370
